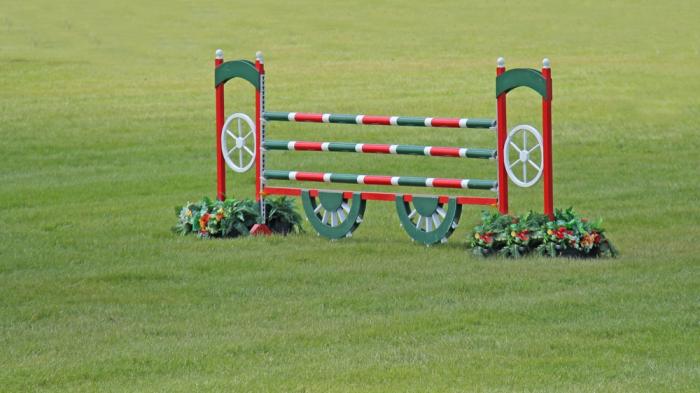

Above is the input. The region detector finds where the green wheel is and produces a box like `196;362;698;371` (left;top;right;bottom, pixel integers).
301;190;366;239
395;195;462;245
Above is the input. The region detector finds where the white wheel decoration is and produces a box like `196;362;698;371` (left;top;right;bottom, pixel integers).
504;124;544;188
221;113;256;173
313;200;353;228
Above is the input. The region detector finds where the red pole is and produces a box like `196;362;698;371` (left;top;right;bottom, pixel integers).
254;54;263;203
215;49;226;201
496;57;508;215
542;58;554;219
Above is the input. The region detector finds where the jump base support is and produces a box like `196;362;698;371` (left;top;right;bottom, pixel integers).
250;223;272;236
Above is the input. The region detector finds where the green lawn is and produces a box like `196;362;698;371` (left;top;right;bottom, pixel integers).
1;1;699;391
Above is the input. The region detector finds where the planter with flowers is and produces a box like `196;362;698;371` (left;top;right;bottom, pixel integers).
173;196;303;238
469;208;616;258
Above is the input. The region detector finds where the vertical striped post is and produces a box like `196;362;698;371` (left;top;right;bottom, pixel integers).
496;57;508;215
215;49;226;201
250;51;272;236
255;51;266;216
542;58;554;219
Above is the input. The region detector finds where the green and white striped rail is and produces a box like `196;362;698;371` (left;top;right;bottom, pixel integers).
263;140;496;159
263;112;496;129
264;170;497;191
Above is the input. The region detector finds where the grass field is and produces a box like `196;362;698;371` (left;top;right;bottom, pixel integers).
1;1;699;391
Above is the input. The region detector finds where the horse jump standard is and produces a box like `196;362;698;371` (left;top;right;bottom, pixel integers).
213;50;553;244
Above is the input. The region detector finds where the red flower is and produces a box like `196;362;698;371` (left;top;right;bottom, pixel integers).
199;213;211;233
554;227;571;239
516;229;529;241
481;232;494;244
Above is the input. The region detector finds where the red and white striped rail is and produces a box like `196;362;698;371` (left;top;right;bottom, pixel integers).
264;170;497;190
263;111;496;129
263;140;496;159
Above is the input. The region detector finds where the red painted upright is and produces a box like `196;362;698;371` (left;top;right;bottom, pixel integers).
215;50;226;201
541;59;554;219
496;58;508;215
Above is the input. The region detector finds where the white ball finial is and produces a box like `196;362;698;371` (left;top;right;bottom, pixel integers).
256;51;264;63
497;57;505;67
542;58;550;68
215;49;223;59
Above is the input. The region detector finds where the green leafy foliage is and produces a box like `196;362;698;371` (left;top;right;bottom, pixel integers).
265;196;304;235
173;197;259;238
468;208;617;258
173;196;304;238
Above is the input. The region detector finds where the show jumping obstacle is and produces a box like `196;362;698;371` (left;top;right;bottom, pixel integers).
214;49;554;244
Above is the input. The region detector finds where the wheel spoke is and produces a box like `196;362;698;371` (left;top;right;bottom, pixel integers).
425;217;433;232
528;144;540;154
237;118;243;137
239;148;243;167
523;130;528;151
228;146;237;155
431;213;441;228
226;129;236;139
436;207;447;219
330;211;337;227
243;146;254;156
415;216;423;229
314;204;323;214
528;159;541;171
337;209;346;222
341;202;351;214
522;160;527;181
244;131;253;140
321;211;329;225
408;209;417;219
510;142;522;153
509;159;519;168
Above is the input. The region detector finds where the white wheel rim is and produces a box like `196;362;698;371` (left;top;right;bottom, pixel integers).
221;113;256;173
503;124;544;188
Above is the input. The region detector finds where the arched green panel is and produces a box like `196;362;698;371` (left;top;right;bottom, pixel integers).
301;191;366;239
395;196;462;245
496;68;549;99
215;60;260;90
